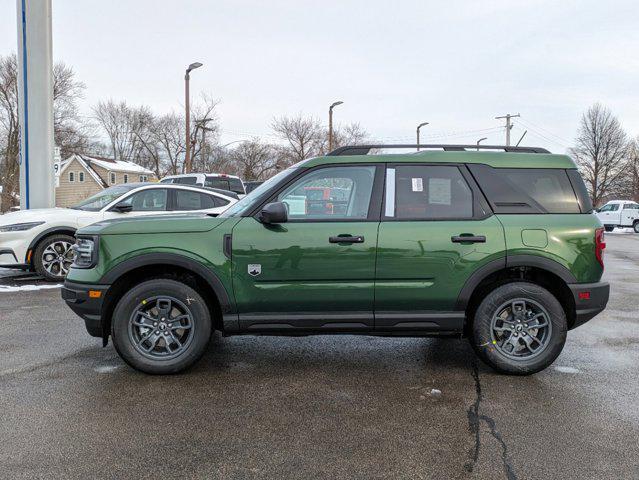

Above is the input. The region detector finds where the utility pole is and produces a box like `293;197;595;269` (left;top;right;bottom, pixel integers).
495;113;520;146
416;122;429;151
328;101;343;151
184;62;203;173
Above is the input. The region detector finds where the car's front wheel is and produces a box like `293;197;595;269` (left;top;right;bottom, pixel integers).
111;279;212;374
604;225;614;232
469;282;567;375
33;234;75;281
633;221;639;234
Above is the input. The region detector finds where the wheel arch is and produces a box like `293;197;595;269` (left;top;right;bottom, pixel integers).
457;255;577;331
99;253;233;344
27;226;77;264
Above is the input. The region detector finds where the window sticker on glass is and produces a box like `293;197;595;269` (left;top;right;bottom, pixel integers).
428;178;451;205
411;177;423;192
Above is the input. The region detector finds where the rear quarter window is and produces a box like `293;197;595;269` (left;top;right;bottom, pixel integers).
468;165;581;214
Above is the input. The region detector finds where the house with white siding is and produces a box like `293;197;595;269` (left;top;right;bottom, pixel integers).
56;154;156;207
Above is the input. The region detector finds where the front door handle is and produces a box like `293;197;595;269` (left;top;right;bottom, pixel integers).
329;235;365;244
451;234;486;243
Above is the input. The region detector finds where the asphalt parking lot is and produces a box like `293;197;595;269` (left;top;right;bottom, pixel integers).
1;234;638;480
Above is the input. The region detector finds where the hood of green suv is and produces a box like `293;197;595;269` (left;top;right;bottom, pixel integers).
78;213;230;235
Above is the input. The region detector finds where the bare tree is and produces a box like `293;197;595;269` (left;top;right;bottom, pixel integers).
149;112;185;176
229;138;279;180
0;54;89;211
190;94;220;172
92;99;157;163
0;55;19;211
331;122;370;151
271;114;325;165
570;104;629;206
52;62;93;158
616;137;639;202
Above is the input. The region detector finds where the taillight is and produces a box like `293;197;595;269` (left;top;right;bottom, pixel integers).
595;227;606;268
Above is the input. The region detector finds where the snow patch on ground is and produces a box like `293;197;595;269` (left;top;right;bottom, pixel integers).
0;284;62;293
554;366;580;374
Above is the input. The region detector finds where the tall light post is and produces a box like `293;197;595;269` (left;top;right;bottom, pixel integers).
476;137;487;150
416;122;429;151
328;101;343;151
184;62;203;173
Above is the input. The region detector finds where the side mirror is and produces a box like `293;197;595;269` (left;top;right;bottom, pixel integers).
259;202;288;224
112;203;133;213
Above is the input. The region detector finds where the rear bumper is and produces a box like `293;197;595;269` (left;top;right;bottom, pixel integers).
568;281;610;329
61;280;109;338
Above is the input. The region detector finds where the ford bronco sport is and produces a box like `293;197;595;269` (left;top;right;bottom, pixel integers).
62;144;609;375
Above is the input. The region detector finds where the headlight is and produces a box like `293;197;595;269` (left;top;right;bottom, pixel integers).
0;221;45;232
71;236;99;268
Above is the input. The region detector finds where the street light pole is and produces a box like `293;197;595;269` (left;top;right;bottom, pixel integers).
328;101;343;152
476;137;487;150
184;62;203;173
416;122;429;151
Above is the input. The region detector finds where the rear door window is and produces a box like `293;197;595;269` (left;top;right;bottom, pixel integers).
174;190;217;210
385;165;474;220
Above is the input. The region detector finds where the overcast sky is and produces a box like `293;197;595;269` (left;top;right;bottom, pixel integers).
1;0;638;152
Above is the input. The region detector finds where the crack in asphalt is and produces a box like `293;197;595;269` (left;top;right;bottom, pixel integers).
464;361;517;480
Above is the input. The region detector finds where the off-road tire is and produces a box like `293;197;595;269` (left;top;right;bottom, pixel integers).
469;282;567;375
111;279;212;374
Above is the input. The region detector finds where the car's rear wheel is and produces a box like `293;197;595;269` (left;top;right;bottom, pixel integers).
604;225;614;232
111;279;212;374
469;282;567;375
33;234;75;281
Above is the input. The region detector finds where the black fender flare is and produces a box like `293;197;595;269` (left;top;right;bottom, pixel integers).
455;255;577;310
26;226;77;262
99;252;232;313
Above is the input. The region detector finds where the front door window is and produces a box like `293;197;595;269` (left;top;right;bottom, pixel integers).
277;166;376;220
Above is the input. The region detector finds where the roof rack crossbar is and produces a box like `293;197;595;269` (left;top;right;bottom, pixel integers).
327;144;551;156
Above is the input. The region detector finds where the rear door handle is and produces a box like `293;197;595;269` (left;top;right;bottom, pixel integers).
451;235;486;243
329;235;365;244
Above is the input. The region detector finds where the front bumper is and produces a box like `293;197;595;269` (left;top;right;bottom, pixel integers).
568;281;610;329
0;248;29;269
0;231;31;267
61;280;110;338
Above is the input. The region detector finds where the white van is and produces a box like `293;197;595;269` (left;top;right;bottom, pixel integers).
596;200;639;232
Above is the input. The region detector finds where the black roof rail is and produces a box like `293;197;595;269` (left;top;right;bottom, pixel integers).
327;144;551;156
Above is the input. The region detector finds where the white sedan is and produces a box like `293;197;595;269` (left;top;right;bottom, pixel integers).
0;183;236;281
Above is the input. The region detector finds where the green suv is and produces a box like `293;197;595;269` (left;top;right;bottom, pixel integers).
62;145;609;375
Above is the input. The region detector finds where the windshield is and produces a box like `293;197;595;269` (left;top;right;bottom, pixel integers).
71;185;138;211
219;167;298;217
205;176;245;194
